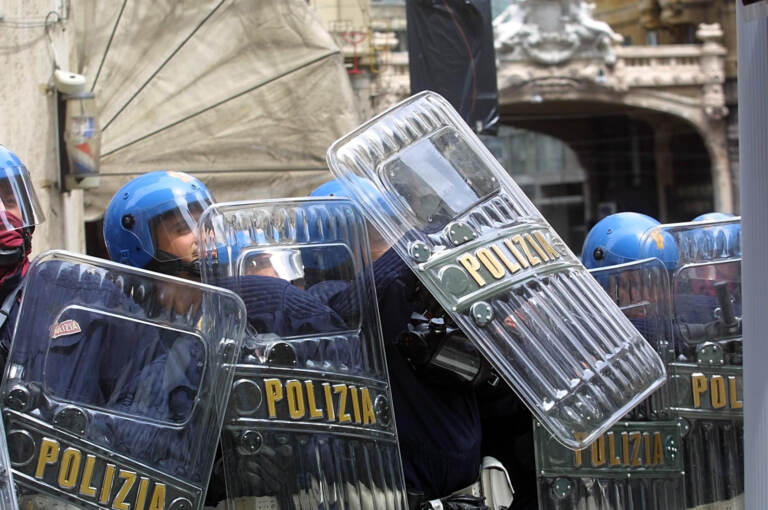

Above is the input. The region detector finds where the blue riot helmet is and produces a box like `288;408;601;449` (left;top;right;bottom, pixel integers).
310;177;394;261
104;171;213;272
310;176;400;220
692;212;734;222
0;145;45;232
686;212;740;259
582;212;678;271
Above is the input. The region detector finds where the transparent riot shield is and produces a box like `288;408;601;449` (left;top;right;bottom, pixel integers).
641;218;744;419
326;91;666;449
590;258;676;421
668;258;742;419
534;419;685;510
1;250;246;510
533;258;681;509
198;198;408;509
647;218;744;509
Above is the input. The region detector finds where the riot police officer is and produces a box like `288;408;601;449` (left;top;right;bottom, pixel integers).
581;212;744;508
581;212;678;271
681;212;742;343
693;212;735;222
0;145;46;370
581;212;680;342
104;170;213;279
103;171;348;507
0;144;45;508
311;180;496;510
582;211;738;347
104;171;344;335
102;171;223;494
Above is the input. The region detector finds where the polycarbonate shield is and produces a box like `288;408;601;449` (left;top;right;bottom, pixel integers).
198;198;408;509
646;218;743;419
531;259;680;510
589;258;675;420
1;250;246;510
642;218;745;510
682;419;744;509
326;91;666;449
534;419;685;509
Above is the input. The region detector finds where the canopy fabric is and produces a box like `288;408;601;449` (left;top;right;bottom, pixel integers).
72;0;360;220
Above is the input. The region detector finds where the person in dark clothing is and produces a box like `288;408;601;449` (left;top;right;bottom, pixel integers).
311;180;494;508
103;170;215;407
3;252;203;510
0;144;46;372
102;170;231;489
104;173;349;507
374;248;484;501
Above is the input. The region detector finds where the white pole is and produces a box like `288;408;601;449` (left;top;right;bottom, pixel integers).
737;3;768;509
62;190;85;253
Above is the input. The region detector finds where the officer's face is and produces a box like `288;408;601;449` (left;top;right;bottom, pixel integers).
0;178;21;225
246;253;280;278
154;210;200;263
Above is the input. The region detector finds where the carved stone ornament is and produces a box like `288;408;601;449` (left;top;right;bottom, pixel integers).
493;0;623;66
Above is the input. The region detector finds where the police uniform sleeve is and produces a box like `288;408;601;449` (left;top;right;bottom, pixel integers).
373;247;419;341
216;275;346;337
0;292;20;374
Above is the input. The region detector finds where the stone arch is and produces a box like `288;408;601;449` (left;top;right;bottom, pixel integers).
497;81;732;214
496;91;720;222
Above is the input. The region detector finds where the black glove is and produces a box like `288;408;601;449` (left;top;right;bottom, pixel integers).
419;494;491;510
241;442;295;495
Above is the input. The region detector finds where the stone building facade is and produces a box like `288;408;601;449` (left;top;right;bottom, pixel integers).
316;0;733;248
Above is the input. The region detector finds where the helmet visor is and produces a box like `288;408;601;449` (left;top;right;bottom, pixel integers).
240;248;305;282
0;163;45;231
138;192;212;262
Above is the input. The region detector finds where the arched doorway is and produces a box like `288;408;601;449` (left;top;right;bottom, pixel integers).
484;127;589;251
502;101;713;212
483;102;715;252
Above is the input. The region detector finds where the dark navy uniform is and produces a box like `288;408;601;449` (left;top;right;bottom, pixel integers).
13;263;147;406
221;274;348;337
373;248;482;501
10;261;209;481
214;274;352;371
309;247;484;499
0;285;21;373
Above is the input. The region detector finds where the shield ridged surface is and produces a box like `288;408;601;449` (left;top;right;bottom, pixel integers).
199;198;408;510
327;91;666;448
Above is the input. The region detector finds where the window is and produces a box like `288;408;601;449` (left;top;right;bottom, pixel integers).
380;127;500;232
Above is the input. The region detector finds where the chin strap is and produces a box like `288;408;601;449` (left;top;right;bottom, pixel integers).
146;250;201;279
0;246;24;267
0;227;31;267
